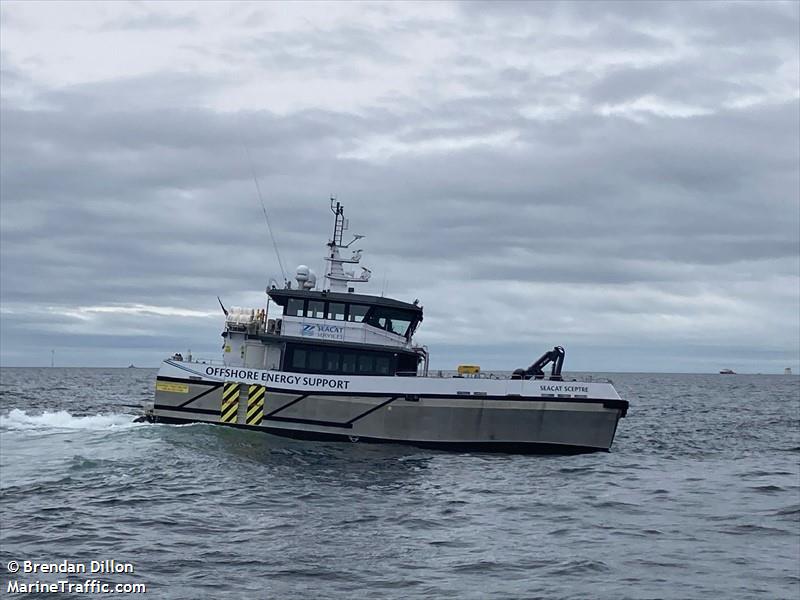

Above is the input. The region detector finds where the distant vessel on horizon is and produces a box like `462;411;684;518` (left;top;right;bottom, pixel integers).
128;364;136;369
719;369;736;375
785;368;793;375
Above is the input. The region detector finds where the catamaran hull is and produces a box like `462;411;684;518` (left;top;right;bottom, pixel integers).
150;362;628;453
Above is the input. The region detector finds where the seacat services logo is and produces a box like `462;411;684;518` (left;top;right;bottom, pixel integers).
301;323;344;339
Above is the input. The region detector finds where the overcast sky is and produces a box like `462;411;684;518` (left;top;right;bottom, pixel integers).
1;1;798;372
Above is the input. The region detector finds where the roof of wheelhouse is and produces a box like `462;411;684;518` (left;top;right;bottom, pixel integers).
268;288;423;317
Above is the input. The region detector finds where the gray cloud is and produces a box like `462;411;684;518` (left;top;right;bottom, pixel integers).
1;1;797;372
587;61;762;106
99;10;200;31
241;26;408;72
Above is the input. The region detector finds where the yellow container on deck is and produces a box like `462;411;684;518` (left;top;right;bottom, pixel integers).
457;364;481;375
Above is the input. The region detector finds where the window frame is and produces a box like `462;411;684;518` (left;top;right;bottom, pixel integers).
308;350;323;370
323;351;341;373
364;307;416;337
291;348;307;369
375;355;391;375
347;304;369;323
307;300;326;319
286;298;306;317
341;352;357;374
357;354;374;373
327;302;346;321
283;343;415;377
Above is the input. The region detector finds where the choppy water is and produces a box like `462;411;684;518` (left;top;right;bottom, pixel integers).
1;368;798;599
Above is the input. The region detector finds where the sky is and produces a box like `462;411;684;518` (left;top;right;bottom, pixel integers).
1;0;798;373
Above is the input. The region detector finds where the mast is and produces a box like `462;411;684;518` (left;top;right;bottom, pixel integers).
324;198;371;292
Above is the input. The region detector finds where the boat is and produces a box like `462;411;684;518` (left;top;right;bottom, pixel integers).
144;199;628;453
720;369;736;375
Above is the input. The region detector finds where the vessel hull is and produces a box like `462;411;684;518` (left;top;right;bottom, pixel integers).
150;361;627;453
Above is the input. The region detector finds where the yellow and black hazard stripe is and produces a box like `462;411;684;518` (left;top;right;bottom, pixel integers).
246;385;265;426
220;382;240;424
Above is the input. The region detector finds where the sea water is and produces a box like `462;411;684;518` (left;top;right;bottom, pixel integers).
0;368;798;599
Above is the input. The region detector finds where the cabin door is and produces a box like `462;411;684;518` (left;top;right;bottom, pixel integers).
264;344;282;370
224;332;246;367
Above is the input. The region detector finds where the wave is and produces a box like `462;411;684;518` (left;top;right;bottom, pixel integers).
749;484;787;493
0;409;139;431
773;504;800;517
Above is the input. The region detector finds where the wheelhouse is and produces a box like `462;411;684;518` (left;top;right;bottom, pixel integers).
219;200;426;378
267;289;423;376
269;289;422;340
220;288;425;377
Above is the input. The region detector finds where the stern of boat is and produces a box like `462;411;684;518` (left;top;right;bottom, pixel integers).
150;359;225;425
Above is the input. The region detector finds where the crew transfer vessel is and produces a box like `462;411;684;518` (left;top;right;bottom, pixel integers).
146;200;628;453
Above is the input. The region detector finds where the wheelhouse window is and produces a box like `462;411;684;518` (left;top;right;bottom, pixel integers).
358;354;374;373
292;349;307;369
286;298;305;317
375;356;390;375
341;353;356;374
364;307;416;337
283;343;415;377
324;351;340;372
397;353;419;376
347;304;368;322
307;300;326;319
327;303;346;321
308;350;323;370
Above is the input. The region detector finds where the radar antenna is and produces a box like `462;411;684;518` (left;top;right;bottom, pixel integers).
324;198;371;292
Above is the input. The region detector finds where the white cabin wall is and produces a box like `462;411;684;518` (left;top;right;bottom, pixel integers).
265;345;282;370
244;341;266;369
223;332;246;367
280;316;408;349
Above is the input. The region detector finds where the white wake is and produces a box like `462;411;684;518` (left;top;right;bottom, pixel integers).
0;409;140;431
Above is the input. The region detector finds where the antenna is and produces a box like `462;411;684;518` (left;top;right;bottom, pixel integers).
330;196;344;247
240;135;288;283
217;296;229;316
323;199;371;292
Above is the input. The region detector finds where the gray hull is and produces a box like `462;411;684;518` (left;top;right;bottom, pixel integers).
151;377;627;453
